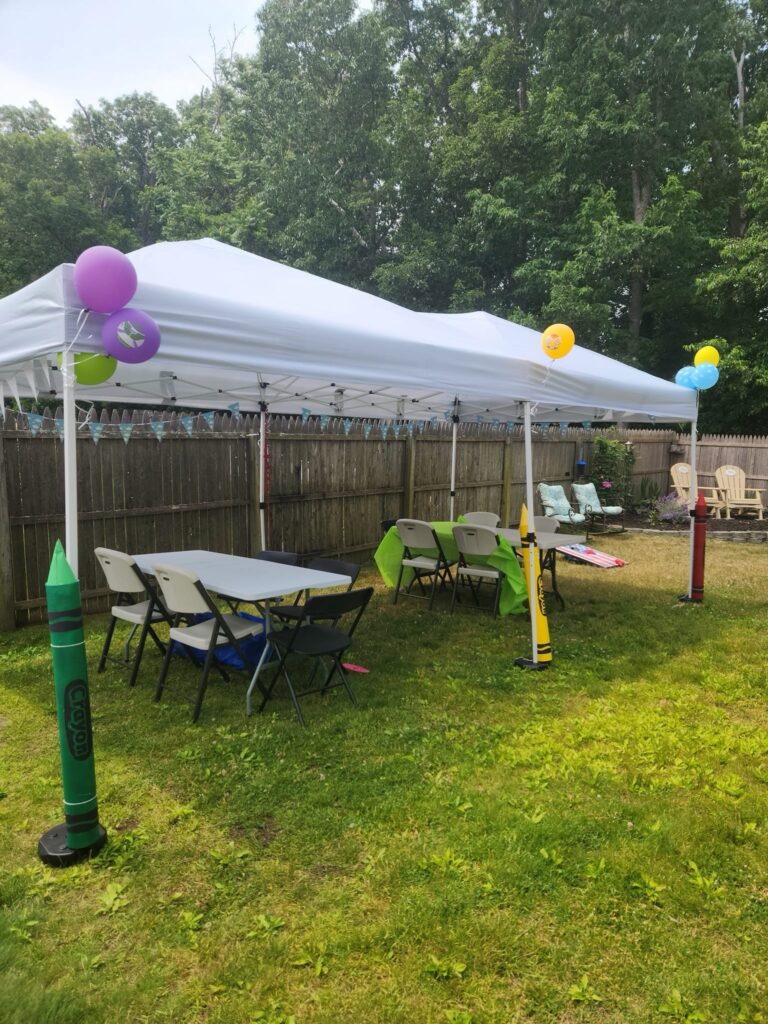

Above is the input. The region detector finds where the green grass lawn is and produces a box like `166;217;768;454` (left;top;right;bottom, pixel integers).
1;533;767;1024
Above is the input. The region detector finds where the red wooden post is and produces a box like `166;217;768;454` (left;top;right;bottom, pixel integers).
690;491;708;602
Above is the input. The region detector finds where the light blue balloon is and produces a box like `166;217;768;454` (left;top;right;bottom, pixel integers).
692;362;719;390
675;366;697;389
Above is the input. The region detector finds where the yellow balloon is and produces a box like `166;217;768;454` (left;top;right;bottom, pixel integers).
694;345;720;367
541;323;575;360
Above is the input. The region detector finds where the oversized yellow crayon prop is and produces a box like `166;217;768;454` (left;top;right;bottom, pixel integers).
515;503;552;666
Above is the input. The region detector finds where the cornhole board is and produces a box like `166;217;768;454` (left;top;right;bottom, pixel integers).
557;543;627;568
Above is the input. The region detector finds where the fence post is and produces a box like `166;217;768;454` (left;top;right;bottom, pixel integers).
404;435;416;517
501;434;513;526
247;435;262;555
0;432;15;630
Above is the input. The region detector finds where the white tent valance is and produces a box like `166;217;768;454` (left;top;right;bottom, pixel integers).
0;238;696;424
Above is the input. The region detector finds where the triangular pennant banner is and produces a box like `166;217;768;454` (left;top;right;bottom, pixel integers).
379;421;389;439
180;414;195;437
26;412;44;437
149;421;166;442
54;415;65;441
202;411;215;430
228;402;241;420
342;418;353;435
362;421;373;439
118;423;133;445
319;415;331;431
9;375;22;411
406;421;415;437
417;419;427;433
559;422;569;435
301;407;311;423
539;421;550;433
24;363;38;399
88;421;105;445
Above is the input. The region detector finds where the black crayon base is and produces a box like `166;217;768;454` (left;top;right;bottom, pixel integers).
514;657;549;671
38;823;107;867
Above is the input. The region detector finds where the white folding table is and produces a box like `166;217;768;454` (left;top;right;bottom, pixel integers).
133;550;352;713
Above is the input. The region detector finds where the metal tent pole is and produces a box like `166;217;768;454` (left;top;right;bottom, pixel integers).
449;413;459;521
259;404;267;550
62;349;78;576
687;410;699;600
523;402;538;664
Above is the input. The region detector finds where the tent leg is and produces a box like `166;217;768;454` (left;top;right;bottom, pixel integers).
62;349;78;577
449;415;458;521
522;403;538;664
259;405;267;550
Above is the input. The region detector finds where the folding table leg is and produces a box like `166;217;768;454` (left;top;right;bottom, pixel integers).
246;600;273;715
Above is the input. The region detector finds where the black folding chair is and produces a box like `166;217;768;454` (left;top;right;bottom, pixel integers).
254;550;299;566
272;557;361;625
258;587;374;726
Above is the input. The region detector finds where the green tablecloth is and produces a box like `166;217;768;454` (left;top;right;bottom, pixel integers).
374;521;527;616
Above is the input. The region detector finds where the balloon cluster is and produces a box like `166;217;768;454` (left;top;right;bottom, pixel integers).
64;246;161;386
674;345;720;391
541;323;575;360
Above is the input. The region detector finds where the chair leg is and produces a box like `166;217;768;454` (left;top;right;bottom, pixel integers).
428;571;439;610
281;665;306;727
191;640;218;724
147;625;166;655
128;613;153;688
98;615;118;673
393;562;405;604
154;631;177;703
493;575;502;618
333;656;357;707
450;569;461;614
122;623;139;663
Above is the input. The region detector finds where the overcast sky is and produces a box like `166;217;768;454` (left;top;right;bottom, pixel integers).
0;0;261;124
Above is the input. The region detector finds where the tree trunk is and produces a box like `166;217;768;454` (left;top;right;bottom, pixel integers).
629;167;652;339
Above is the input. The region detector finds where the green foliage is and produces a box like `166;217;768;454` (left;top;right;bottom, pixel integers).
588;436;636;507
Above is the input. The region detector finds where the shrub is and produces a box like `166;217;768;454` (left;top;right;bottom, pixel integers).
648;493;690;526
588;436;636;507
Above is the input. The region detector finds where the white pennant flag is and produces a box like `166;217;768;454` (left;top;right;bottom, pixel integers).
8;375;22;411
23;363;38;400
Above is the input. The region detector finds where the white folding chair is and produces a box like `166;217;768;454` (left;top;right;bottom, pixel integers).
450;524;503;616
393;519;455;610
95;547;170;688
152;563;265;723
462;511;501;528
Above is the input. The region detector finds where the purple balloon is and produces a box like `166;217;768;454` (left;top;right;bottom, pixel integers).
102;308;161;364
73;246;137;314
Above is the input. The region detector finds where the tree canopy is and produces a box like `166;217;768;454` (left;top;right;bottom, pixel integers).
2;0;768;430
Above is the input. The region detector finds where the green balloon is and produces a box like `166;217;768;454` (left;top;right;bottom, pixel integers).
57;351;117;386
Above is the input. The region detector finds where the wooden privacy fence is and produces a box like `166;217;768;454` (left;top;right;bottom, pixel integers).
2;407;766;628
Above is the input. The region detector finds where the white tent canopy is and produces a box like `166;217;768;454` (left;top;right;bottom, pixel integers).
0;238;699;664
0;238;696;424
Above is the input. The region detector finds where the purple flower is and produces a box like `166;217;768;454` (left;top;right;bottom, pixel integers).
601;479;612;488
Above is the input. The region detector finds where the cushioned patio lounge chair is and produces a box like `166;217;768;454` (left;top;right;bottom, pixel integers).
715;465;765;520
537;483;587;531
670;463;724;518
571;482;624;532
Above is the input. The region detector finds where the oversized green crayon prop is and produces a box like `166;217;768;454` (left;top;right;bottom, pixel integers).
38;541;107;867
